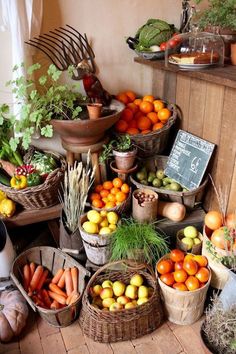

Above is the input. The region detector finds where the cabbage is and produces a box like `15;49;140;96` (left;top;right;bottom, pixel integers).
135;19;175;51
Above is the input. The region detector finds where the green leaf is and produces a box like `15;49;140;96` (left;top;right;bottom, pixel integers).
39;75;47;85
72;106;82;118
41;124;53;137
27;63;41;75
30;90;38;100
12;64;19;71
9;137;20;152
0;104;10;114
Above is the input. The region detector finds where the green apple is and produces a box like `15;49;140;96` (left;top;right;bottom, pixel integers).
193;237;201;245
130;274;144;287
113;281;126;297
125;285;138;299
102;280;113;288
183;226;198;239
181;237;194;250
138;285;149;299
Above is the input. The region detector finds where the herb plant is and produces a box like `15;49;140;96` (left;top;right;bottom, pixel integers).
110;218;169;266
99;135;134;164
195;0;236;30
0;62;86;151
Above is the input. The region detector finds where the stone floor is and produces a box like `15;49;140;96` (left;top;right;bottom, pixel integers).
0;311;207;354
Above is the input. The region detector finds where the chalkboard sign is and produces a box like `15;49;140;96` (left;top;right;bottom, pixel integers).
164;130;215;190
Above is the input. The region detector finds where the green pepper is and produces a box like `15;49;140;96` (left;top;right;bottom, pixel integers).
27;173;42;187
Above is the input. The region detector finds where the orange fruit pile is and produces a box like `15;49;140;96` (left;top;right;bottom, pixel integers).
115;91;172;135
89;178;130;209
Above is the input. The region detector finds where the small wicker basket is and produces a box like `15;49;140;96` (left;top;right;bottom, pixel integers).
91;188;132;214
130;155;208;209
79;260;163;342
0;150;66;210
10;246;90;327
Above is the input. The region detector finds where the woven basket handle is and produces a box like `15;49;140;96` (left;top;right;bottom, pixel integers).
86;259;155;290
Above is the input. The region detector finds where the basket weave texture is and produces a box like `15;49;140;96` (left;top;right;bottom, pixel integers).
0;150;66;209
10;246;90;327
79;260;163;342
130;155;208;209
117;103;177;158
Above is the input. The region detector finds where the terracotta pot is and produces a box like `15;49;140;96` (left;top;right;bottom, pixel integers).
112;147;137;170
87;103;102;119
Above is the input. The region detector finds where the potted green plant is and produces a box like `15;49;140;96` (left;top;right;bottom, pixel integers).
99;134;137;171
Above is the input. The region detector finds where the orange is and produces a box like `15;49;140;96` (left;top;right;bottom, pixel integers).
113;177;123;188
110;187;120;195
137;116;152;131
153;100;165;112
92;199;103;208
133;98;142;106
116;191;127;202
100;189;109;198
116;92;129;105
134;111;143;120
126;127;139;135
127;102;139;113
139;101;154;114
157;108;171;122
121;183;130;194
102;197;109;204
141;129;151;134
143;94;155;103
147;112;159;124
129;119;138;128
95;184;103;193
153;122;164;131
103;181;113;190
107;193;116;202
121;108;133;122
125;90;136;102
105;201;116;209
115;120;128;133
90;192;101;201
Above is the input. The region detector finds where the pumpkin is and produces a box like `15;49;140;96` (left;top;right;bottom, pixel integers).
0;289;28;342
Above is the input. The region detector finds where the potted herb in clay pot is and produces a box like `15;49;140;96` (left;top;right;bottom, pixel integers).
99;135;137;171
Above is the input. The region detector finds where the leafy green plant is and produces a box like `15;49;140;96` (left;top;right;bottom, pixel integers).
0;62;87;151
99;134;134;164
110;218;169;266
195;0;236;30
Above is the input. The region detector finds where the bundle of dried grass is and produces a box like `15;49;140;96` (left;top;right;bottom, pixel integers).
59;153;95;233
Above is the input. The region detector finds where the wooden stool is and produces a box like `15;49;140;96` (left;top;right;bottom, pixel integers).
62;136;109;184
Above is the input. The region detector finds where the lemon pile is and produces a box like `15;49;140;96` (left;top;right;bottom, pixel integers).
82;210;119;235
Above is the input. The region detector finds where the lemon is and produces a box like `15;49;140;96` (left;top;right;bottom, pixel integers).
100;217;109;228
107;211;119;225
83;221;98;234
87;210;102;224
109;224;117;231
100;210;107;217
99;227;112;235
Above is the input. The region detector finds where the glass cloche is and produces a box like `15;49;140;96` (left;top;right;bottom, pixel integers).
165;31;224;70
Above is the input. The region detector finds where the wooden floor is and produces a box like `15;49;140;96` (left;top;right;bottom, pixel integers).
0;311;207;354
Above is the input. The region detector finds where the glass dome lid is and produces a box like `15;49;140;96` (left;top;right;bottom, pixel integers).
165;31;225;70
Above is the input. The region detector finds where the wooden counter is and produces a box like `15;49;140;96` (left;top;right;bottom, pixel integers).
134;58;236;212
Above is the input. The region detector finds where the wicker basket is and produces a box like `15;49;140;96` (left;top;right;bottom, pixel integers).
10;246;90;327
91;188;132;214
130;155;208;209
116;103;177;158
79;260;163;342
0;150;66;210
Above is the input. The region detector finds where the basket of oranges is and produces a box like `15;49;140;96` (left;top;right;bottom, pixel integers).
114;91;178;157
89;177;131;214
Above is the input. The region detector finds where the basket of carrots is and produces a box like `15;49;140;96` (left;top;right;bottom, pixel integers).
10;246;90;327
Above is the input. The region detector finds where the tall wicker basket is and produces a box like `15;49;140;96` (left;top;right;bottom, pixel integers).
10;246;90;327
79;260;163;342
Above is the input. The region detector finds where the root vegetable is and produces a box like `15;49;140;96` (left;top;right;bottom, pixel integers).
157;201;186;222
50;300;60;310
36;270;49;290
29;262;36;280
49;283;67;298
65;268;73;296
29;265;44;291
23;264;31;291
41;289;52;308
71;267;78;292
57;271;66;288
48;291;66;305
52;269;64;284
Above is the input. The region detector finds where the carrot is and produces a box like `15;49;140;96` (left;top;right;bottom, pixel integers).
29;262;36;279
57;270;65;288
29;265;44;291
65;268;73;296
48;291;66;305
49;283;67;298
41;289;52;308
32;295;47;308
68;292;80;306
71;267;78;292
23;264;31;291
50;300;60;310
52;268;64;284
44;278;52;285
36;269;49;290
66;291;74;305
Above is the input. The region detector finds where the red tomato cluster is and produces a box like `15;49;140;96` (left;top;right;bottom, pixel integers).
157;249;210;291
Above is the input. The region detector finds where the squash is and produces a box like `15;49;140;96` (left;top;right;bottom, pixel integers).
157;201;186;222
0;289;28;342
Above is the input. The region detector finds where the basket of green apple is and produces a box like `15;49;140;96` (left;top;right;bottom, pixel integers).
79;259;163;342
176;226;203;255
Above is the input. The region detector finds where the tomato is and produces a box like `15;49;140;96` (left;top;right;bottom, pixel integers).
157;259;174;275
172;282;188;291
183;259;198;275
173;269;188;283
195;267;210;283
160;42;167;51
185;276;200;291
184;254;194;262
174;261;184;270
211;227;231;250
160;273;175;286
193;255;208;267
170;249;185;263
167;39;178;48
